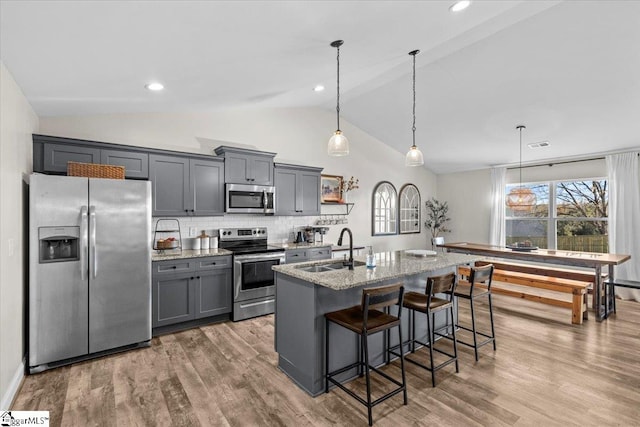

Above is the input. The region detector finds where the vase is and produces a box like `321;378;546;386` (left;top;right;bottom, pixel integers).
341;192;349;203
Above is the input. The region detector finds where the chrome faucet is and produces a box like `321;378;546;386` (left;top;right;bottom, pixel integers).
337;227;354;270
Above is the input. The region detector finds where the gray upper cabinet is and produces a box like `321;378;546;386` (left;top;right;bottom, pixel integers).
43;143;101;173
34;135;150;179
101;149;149;179
150;154;191;216
274;163;322;216
150;154;224;216
190;158;224;216
214;146;276;185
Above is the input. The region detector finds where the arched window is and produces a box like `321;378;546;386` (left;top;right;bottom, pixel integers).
372;181;397;235
399;184;421;234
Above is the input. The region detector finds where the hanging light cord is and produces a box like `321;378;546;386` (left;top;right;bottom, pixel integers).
517;125;525;187
411;51;417;148
336;43;341;131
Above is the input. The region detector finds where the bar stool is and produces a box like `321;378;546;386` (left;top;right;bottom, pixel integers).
392;272;458;387
454;263;496;361
325;283;407;426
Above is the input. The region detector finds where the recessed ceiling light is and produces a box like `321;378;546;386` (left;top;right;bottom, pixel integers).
450;1;471;12
145;82;164;91
313;85;325;92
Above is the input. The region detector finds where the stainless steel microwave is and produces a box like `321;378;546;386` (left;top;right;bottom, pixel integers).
225;183;275;214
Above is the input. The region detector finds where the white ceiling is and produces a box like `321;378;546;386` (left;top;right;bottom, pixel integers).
1;1;639;173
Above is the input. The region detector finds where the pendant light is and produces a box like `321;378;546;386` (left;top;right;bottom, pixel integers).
405;49;424;167
506;125;536;213
328;40;349;156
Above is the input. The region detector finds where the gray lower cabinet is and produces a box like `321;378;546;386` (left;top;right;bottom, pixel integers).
152;256;232;328
149;154;224;216
285;246;331;264
274;163;322;216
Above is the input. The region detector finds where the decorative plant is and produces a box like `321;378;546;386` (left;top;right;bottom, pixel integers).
424;198;451;238
339;176;359;194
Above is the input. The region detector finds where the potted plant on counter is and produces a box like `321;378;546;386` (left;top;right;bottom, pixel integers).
424;198;450;249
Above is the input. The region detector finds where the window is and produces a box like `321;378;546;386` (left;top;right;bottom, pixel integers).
399;184;420;234
372;181;397;235
505;178;608;252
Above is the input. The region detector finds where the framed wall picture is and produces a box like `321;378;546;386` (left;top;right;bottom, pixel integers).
321;174;343;203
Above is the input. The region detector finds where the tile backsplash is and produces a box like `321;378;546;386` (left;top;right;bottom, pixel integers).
153;215;342;244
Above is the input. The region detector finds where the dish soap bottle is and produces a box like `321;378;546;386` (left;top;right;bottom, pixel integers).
366;246;376;269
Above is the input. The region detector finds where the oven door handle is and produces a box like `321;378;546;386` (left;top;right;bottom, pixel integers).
234;252;285;262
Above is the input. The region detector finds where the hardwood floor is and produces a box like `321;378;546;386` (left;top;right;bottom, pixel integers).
13;296;640;426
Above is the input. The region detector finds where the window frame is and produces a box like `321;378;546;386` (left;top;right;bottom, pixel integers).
505;176;608;250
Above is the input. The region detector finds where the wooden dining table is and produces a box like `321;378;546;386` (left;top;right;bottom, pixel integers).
440;242;631;321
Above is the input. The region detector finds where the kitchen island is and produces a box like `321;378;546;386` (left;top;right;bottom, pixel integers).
272;250;481;396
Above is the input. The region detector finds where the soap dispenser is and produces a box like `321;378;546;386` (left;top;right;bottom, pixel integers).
366;246;376;268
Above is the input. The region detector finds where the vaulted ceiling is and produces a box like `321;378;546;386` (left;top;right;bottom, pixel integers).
1;1;639;173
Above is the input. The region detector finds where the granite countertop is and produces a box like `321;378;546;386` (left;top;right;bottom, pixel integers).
272;250;482;290
152;248;233;262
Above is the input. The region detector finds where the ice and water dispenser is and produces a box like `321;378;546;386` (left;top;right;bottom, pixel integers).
38;226;80;263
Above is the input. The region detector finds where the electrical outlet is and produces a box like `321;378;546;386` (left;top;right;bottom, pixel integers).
189;227;197;237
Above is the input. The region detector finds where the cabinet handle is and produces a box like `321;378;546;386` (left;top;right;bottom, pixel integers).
197;276;200;279
191;277;195;280
172;266;177;269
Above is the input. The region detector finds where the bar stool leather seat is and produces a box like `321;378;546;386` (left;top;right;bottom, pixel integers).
325;283;407;426
391;272;458;387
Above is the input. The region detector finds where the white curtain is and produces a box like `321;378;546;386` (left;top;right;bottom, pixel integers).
489;167;506;246
606;152;640;301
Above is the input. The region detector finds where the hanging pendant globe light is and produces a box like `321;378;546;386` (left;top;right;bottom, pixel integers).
405;50;424;167
506;125;536;213
328;40;349;156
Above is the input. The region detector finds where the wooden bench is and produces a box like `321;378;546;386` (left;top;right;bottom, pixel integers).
458;265;591;325
475;260;607;308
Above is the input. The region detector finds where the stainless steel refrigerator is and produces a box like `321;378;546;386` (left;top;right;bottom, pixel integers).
28;174;152;373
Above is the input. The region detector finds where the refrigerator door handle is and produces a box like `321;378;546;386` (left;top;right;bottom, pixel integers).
89;205;97;278
80;206;88;280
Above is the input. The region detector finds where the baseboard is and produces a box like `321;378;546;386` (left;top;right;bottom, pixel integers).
1;358;24;409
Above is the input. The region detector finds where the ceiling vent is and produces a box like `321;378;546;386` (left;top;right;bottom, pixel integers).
528;141;550;149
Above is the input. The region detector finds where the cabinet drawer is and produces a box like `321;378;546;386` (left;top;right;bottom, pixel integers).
308;247;331;260
153;259;195;275
195;256;232;271
285;248;308;263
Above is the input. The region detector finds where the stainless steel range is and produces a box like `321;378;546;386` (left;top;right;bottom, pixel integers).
219;227;285;321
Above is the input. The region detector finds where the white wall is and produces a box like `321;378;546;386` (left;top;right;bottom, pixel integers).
40;108;437;251
0;62;38;409
436;158;608;245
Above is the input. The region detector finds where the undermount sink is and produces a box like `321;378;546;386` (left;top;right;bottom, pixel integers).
294;260;365;273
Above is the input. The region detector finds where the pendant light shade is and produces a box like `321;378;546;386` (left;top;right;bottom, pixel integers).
506;125;537;213
328;40;349;156
405;49;424;166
